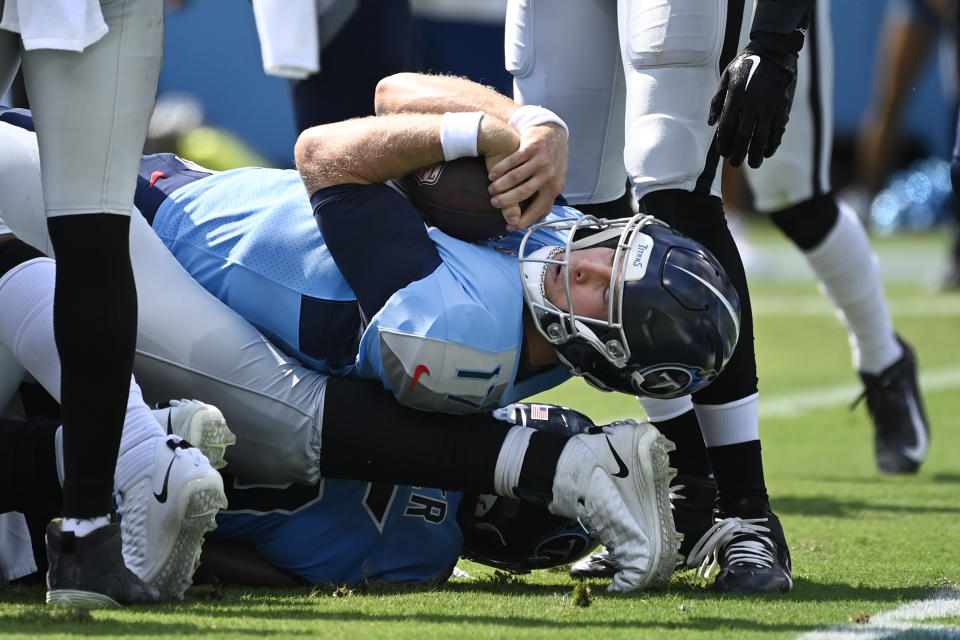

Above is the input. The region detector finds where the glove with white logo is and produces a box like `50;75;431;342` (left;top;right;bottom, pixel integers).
709;34;799;169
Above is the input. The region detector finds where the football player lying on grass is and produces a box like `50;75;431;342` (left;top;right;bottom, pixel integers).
0;70;738;592
0;200;678;594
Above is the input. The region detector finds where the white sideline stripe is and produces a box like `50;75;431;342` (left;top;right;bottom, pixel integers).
795;589;960;639
760;365;960;418
752;296;960;317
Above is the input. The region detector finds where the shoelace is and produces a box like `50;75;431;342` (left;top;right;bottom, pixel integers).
685;516;774;581
166;436;210;469
668;482;687;507
850;357;909;413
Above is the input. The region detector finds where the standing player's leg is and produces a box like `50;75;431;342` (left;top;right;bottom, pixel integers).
290;0;422;131
620;0;792;593
744;1;929;475
505;0;629;216
8;0;163;606
0;226;227;601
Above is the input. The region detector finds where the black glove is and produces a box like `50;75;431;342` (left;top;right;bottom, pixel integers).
709;37;798;169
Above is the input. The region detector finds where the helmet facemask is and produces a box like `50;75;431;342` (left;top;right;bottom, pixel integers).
519;214;655;381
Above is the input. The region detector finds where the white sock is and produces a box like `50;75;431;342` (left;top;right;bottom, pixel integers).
805;201;902;374
493;425;535;498
694;394;759;447
61;515;111;537
637;395;694;422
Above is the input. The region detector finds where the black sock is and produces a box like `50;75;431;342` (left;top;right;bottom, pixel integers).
517;431;567;501
706;440;769;511
47;213;137;519
319;377;509;493
652;410;713;477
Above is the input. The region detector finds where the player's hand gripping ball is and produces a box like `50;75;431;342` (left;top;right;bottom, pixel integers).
393;157;510;242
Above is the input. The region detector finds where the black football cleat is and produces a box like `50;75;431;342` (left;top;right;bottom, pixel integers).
857;336;930;474
671;473;717;561
687;497;792;595
45;519;160;607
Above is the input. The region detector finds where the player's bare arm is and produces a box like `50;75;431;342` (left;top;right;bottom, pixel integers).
295;111;519;195
375;72;568;230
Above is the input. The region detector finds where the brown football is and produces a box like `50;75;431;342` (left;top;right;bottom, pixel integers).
393;156;509;242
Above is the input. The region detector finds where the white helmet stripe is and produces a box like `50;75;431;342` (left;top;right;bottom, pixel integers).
569;226;622;250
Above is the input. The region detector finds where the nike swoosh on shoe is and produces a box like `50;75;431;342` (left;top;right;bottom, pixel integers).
605;436;629;479
902;393;929;462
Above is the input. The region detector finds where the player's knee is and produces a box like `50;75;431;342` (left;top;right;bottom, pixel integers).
639;189;724;233
47;214;132;271
768;194;839;251
626;115;712;193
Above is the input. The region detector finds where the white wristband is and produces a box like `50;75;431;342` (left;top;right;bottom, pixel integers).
508;104;569;139
440;111;484;161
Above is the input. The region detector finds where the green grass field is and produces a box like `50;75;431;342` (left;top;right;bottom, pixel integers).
2;225;959;639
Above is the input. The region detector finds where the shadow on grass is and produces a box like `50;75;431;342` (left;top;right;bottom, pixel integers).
0;579;946;636
771;493;960;517
798;474;960;486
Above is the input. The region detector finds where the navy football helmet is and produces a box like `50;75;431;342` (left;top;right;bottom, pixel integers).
519;213;740;398
458;494;595;574
459;403;596;573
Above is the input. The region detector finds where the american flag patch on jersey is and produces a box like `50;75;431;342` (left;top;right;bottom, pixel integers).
530;404;550;420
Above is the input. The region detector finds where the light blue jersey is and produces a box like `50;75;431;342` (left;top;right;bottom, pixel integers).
211;475;463;584
148;164;575;413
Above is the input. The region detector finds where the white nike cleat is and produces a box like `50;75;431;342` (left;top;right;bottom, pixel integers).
115;435;227;600
549;420;679;593
151;399;236;470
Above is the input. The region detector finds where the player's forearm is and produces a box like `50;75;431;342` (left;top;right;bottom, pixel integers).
295;113;445;193
751;0;813;53
295;112;518;194
375;72;521;123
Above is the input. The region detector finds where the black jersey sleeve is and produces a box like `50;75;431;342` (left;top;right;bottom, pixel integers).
311;183;442;321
